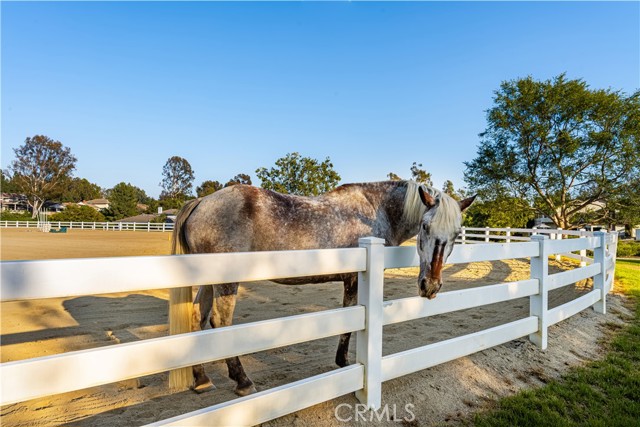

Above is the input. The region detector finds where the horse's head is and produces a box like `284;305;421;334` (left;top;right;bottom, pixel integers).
416;187;475;299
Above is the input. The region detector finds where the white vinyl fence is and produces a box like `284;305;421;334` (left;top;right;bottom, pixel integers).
0;220;173;232
0;229;618;426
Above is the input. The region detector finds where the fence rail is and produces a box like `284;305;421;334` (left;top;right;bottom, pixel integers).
0;220;174;232
0;229;618;426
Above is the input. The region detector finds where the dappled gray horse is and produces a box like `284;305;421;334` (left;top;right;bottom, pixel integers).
169;180;474;395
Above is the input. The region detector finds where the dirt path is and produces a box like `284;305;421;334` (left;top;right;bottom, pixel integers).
0;229;630;426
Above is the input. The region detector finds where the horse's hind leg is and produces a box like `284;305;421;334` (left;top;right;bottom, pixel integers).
336;275;358;367
191;285;216;393
214;283;257;397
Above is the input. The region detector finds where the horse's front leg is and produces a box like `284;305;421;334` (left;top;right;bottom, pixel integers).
213;283;257;397
336;274;358;367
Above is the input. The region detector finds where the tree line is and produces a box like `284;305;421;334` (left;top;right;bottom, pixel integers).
2;74;638;231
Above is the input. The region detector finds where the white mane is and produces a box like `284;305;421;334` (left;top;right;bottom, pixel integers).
402;181;461;232
402;181;427;224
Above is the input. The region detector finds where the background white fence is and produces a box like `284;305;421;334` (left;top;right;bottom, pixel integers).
0;220;173;232
0;222;609;240
0;229;618;426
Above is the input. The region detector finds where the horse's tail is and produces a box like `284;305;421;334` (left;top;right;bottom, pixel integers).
168;198;202;390
171;198;202;256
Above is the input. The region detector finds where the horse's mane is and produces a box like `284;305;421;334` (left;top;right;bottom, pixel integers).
402;180;427;224
402;181;461;231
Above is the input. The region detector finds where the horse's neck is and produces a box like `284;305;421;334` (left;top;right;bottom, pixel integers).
326;181;419;246
371;182;420;246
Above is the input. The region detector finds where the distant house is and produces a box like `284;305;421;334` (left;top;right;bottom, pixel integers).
79;199;110;211
533;216;556;229
118;207;180;224
0;193;29;212
43;202;65;213
163;209;178;223
156;207;179;223
117;213;157;223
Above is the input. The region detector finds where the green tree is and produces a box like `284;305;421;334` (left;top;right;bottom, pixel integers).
196;180;223;197
131;185;153;205
388;162;433;186
225;174;252;187
606;177;640;233
442;180;461;201
157;196;186;210
410;162;433;186
463;195;533;228
50;204;106;222
144;198;160;214
160;156;195;200
8;135;77;217
464;75;640;228
60;177;103;202
104;182;139;220
256;152;341;196
1;169;19;193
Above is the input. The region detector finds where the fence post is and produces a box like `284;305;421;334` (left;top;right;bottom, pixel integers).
461;227;466;244
578;228;587;266
529;235;549;350
610;232;618;292
555;228;563;261
506;227;511;243
355;237;384;410
484;227;490;242
593;231;607;314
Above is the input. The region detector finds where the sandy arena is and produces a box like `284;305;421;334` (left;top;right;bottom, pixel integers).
0;228;630;426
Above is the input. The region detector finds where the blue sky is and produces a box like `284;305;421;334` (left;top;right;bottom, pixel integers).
2;1;639;198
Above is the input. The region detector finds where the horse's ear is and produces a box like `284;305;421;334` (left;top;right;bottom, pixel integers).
459;194;477;212
418;186;436;209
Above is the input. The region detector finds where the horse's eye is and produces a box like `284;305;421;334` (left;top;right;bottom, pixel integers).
422;223;429;233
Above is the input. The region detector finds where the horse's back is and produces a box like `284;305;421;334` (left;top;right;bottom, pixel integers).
184;185;255;253
184;184;376;253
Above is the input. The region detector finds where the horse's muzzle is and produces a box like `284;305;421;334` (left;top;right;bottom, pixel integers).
419;278;442;299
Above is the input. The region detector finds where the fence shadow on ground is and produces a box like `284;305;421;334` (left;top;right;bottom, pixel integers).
1;294;167;353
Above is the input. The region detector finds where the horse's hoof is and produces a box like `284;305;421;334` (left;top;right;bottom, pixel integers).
335;357;350;368
192;380;216;394
235;383;257;397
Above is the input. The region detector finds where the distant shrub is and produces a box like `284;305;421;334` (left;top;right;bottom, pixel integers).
50;205;105;222
617;241;640;258
0;211;34;221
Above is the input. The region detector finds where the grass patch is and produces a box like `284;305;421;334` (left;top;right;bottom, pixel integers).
472;259;640;426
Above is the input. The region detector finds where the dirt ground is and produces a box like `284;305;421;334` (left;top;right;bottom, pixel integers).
0;228;630;426
0;228;172;260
